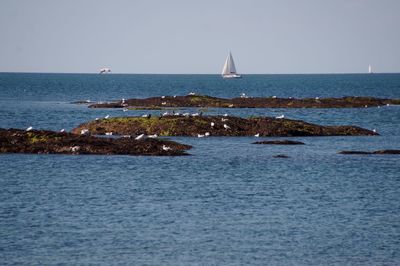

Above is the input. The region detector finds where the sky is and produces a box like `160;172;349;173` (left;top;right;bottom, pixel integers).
0;0;399;74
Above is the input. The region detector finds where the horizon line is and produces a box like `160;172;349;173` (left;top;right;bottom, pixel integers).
1;71;399;75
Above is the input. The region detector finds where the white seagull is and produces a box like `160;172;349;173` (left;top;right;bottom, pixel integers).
80;129;89;135
60;129;65;133
205;132;210;137
104;115;110;119
197;134;205;138
254;133;260;137
162;145;172;151
135;134;146;140
210;122;215;127
105;132;113;136
223;124;230;130
276;115;285;119
26;126;33;131
148;134;158;138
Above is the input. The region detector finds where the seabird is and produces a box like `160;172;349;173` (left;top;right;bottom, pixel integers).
161;102;167;105
223;113;228;117
104;115;110;119
60;129;65;133
254;133;260;137
26;126;33;131
210;122;215;127
191;113;199;117
161;96;165;99
105;132;113;136
315;97;320;100
197;134;205;138
142;114;150;118
135;134;146;140
123;108;129;112
223;124;230;130
272;96;277;99
276;115;285;119
221;118;228;122
373;129;377;133
205;132;210;137
148;134;158;138
162;145;172;151
80;129;89;135
95;118;100;121
228;104;234;108
188;92;196;96
122;98;126;104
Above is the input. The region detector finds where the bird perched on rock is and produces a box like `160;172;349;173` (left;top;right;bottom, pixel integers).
135;134;147;140
276;115;285;119
223;124;230;130
162;145;172;151
254;133;260;137
26;126;33;131
104;115;110;119
210;122;215;127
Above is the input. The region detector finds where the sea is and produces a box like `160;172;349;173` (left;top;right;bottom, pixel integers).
0;73;400;265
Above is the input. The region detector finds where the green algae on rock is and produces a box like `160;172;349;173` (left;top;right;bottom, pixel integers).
0;129;191;156
72;115;378;137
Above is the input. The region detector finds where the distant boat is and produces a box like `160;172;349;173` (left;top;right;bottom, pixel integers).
99;68;111;74
222;52;241;79
368;65;373;74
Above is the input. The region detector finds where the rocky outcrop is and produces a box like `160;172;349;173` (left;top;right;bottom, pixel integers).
252;140;305;145
339;150;400;155
72;115;378;137
84;95;400;109
0;129;191;156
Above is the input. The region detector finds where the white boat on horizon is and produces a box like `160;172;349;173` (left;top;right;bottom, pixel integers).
368;65;373;74
222;52;241;79
99;67;111;74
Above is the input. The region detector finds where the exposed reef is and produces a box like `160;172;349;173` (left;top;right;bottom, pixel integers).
252;140;305;145
72;115;378;137
0;129;191;156
339;150;400;155
85;95;400;109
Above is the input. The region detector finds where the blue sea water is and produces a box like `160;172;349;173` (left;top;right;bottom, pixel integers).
0;73;400;265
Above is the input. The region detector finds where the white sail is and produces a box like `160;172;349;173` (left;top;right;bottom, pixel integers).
222;52;241;78
368;65;372;74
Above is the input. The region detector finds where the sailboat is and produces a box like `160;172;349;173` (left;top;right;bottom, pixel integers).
222;52;242;78
368;65;373;74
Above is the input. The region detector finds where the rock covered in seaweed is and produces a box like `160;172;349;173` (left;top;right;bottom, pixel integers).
0;128;191;156
72;115;378;137
85;95;400;109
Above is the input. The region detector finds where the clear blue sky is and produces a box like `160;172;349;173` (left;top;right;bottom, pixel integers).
1;0;399;74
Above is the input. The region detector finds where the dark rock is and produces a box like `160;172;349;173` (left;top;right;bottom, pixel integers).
273;154;290;158
0;129;191;156
253;140;305;145
72;115;378;137
84;95;400;109
339;150;400;155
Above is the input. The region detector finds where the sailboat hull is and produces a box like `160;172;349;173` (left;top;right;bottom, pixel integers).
222;74;242;79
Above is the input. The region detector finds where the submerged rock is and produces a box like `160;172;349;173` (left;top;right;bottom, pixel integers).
0;129;191;156
273;154;290;158
84;95;400;109
339;150;400;155
72;115;378;137
252;140;305;145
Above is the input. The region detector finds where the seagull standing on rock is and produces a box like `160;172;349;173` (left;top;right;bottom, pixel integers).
26;126;33;131
135;134;147;140
223;124;230;130
254;133;260;137
276;115;285;119
210;122;215;127
162;145;172;151
104;115;110;119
